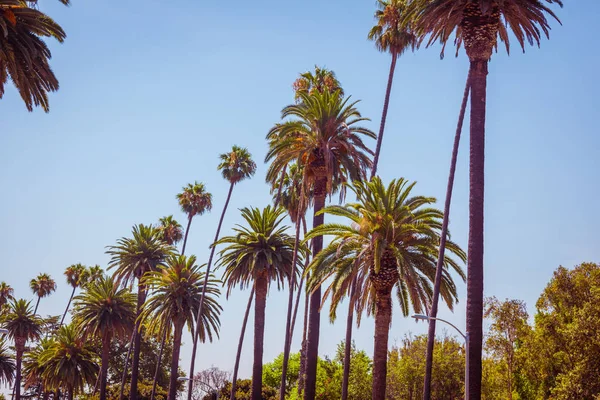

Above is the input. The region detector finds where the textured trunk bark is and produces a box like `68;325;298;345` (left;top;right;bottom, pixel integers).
303;181;326;400
423;69;471;400
252;275;268;400
188;182;235;400
230;286;255;400
119;331;135;400
150;328;167;400
100;333;111;400
296;271;310;397
15;342;23;400
341;280;357;400
181;215;193;256
168;318;185;400
130;284;148;400
466;59;487;400
60;287;76;326
371;52;398;179
372;289;392;400
34;296;41;314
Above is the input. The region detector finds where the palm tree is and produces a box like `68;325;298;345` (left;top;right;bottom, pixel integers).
83;265;105;287
0;0;69;112
39;325;98;400
292;66;343;102
0;338;15;387
367;0;417;177
106;224;174;400
177;182;213;255
265;89;375;399
3;299;42;400
142;255;222;400
29;273;57;314
61;264;87;326
216;206;297;400
0;282;15;309
305;178;466;400
22;338;53;400
187;146;256;400
72;276;136;400
408;1;563;396
157;216;184;246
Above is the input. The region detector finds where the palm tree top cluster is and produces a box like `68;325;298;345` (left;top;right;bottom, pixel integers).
1;0;567;400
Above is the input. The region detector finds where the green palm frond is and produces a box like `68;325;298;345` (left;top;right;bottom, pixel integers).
177;182;213;218
368;0;418;57
218;145;257;185
0;338;15;386
29;273;57;298
2;299;42;342
157;215;184;246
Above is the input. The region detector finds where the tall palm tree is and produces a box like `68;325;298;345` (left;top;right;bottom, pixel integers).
367;0;417;177
83;265;105;287
73;276;137;400
187;146;256;399
30;273;57;314
3;299;42;400
0;281;15;309
142;255;222;400
408;1;563;396
106;224;174;400
39;325;98;400
177;182;213;255
265;89;375;400
305;178;466;400
0;0;69;112
0;338;15;387
61;264;87;326
292;66;343;102
216;206;297;400
157;216;184;246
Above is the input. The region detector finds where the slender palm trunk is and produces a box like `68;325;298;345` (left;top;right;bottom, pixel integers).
230;287;255;400
188;182;235;400
150;329;167;400
252;276;268;400
181;215;193;256
341;280;357;400
168;319;185;400
34;296;41;314
372;289;393;400
100;334;111;400
303;183;326;400
130;285;148;400
297;274;311;397
423;70;471;400
60;287;76;326
466;59;487;400
274;166;287;208
371;52;398;179
15;341;24;400
119;331;135;400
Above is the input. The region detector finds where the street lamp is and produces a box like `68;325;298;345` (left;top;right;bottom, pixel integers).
412;314;469;400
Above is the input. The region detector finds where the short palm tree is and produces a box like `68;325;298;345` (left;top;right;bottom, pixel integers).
0;338;15;387
142;255;222;400
3;299;42;400
187;145;256;400
367;0;417;177
61;263;87;326
30;273;57;314
305;177;466;400
73;276;136;400
22;338;53;400
0;0;69;112
106;224;174;400
157;216;184;246
177;182;213;255
407;1;563;396
39;325;98;400
216;206;298;400
0;281;15;309
265;89;375;399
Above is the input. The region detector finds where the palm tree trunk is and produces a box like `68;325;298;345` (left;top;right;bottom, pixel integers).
423;69;471;400
67;388;74;400
119;331;135;400
341;280;357;400
466;59;487;400
181;215;193;256
371;52;398;179
15;342;24;400
303;184;326;400
273;165;287;208
188;182;235;400
60;287;76;326
230;287;255;400
130;285;148;400
34;296;41;314
297;274;311;397
289;216;309;342
252;275;268;400
372;289;393;400
150;329;167;400
168;319;185;400
100;334;111;400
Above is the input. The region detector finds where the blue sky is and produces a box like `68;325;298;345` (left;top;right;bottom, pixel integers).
1;0;598;386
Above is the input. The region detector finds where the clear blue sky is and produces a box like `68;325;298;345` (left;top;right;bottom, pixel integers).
1;0;598;386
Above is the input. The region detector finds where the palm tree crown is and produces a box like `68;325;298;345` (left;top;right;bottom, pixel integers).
64;264;87;290
0;338;15;386
30;273;57;313
292;66;344;101
0;281;15;308
177;182;213;220
368;0;417;57
218;145;257;185
3;299;42;343
157;216;184;246
82;265;104;287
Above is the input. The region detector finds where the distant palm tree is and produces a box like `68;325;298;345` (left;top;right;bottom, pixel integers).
0;338;15;387
61;264;87;326
0;281;15;309
216;206;297;400
83;265;105;287
142;255;222;400
30;273;57;314
305;178;466;400
157;216;184;246
73;276;137;400
367;0;417;177
187;145;256;400
3;299;42;400
0;0;69;112
39;325;98;400
177;182;213;255
407;1;563;396
106;224;174;400
292;66;343;101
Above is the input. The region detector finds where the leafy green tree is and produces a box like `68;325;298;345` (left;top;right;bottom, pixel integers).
30;273;57;314
333;342;372;400
61;263;88;325
0;337;15;386
217;379;277;400
177;182;213;255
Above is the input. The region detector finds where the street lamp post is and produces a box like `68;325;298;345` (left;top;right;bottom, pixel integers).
412;314;469;400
